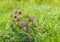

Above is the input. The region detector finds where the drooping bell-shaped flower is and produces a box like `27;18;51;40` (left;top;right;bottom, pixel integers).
14;16;17;18
26;27;30;31
16;18;20;22
10;23;13;27
13;10;17;15
18;10;22;14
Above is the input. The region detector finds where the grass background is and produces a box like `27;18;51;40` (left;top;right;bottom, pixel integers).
0;0;60;42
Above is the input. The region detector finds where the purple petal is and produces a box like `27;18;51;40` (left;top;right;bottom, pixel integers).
26;27;29;31
30;16;34;22
26;35;32;40
16;18;20;22
10;23;13;27
22;22;28;27
13;10;17;14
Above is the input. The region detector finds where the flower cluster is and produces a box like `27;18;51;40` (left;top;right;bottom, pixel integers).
9;9;37;41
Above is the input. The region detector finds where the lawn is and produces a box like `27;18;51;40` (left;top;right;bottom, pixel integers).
0;0;60;42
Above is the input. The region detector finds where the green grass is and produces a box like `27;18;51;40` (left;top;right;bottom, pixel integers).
0;0;60;42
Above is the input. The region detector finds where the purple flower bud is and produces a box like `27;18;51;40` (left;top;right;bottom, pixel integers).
14;16;17;18
26;35;32;40
18;10;22;14
13;10;17;14
22;22;28;27
26;27;29;31
30;16;34;22
16;18;20;22
10;23;13;27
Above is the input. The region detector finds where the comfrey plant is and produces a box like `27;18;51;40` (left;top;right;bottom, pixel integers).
9;9;38;42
